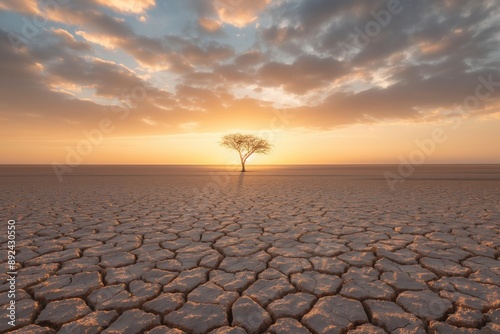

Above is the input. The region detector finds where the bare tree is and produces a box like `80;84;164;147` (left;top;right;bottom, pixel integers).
220;133;272;172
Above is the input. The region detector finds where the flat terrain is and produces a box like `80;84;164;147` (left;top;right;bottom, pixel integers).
0;165;499;333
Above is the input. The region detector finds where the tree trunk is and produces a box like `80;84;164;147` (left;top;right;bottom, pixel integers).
240;156;246;172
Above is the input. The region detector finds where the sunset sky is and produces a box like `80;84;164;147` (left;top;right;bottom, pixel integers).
1;0;499;164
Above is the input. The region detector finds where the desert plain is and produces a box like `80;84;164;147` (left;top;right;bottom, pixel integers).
0;165;499;334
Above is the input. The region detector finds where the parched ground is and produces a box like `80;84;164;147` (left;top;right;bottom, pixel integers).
0;173;499;334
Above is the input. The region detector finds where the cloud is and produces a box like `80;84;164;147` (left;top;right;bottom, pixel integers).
192;0;271;28
179;122;200;131
0;29;176;138
198;17;222;32
0;0;39;15
68;10;235;72
0;27;270;138
213;0;270;27
0;0;156;16
258;55;347;95
75;30;119;49
93;0;156;14
234;50;264;67
142;117;159;126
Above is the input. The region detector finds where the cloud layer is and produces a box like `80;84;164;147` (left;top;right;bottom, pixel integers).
1;0;500;140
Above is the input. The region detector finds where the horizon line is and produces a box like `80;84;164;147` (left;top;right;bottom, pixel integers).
2;163;500;166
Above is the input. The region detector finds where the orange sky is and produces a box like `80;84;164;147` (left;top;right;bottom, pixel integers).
1;0;499;164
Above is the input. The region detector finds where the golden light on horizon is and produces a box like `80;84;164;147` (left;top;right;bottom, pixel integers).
2;118;499;165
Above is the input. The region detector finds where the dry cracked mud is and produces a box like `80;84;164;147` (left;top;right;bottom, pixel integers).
0;173;499;333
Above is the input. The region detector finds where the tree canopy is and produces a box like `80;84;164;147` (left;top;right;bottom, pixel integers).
220;133;272;172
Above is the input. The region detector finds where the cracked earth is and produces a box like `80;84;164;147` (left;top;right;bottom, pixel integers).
0;173;499;333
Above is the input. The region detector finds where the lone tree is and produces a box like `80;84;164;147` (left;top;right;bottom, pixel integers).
220;133;272;172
